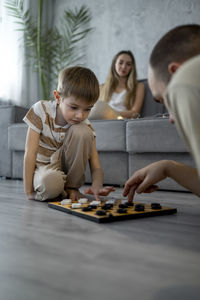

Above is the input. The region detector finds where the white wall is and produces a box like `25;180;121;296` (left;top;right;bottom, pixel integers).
53;0;200;84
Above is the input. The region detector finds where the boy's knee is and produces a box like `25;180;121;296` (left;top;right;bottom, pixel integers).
34;169;65;201
68;124;93;141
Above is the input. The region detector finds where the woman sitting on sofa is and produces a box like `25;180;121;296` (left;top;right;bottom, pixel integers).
99;50;145;119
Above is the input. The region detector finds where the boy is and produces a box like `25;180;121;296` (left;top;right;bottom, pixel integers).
123;24;200;202
23;66;114;201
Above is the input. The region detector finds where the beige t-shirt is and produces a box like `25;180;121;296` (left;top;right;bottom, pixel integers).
23;100;95;166
164;54;200;175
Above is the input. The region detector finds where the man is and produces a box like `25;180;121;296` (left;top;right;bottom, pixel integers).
123;24;200;202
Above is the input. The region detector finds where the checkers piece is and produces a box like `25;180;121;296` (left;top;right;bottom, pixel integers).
90;204;97;209
134;204;145;212
106;200;115;205
117;208;127;214
124;201;134;207
71;203;82;209
82;206;93;212
118;203;128;209
90;200;101;206
96;209;107;216
151;203;162;210
78;198;88;204
102;203;113;210
61;199;71;205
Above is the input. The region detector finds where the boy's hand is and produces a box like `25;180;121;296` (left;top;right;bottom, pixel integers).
84;186;115;201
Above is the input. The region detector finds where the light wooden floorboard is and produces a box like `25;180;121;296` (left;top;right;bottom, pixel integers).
0;178;200;300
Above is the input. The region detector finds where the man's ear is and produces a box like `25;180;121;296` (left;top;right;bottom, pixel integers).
168;62;182;75
53;90;60;104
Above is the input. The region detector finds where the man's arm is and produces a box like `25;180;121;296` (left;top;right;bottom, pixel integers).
123;160;200;202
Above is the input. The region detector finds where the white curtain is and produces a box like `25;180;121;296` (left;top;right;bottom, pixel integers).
0;0;55;107
0;0;24;104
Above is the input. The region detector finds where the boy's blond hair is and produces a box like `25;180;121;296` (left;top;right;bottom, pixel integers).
57;66;100;104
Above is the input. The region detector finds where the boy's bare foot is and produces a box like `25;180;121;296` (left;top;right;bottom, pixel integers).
66;188;85;201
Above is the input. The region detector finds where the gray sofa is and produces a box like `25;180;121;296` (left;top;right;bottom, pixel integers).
84;118;195;191
0;105;28;178
6;80;195;191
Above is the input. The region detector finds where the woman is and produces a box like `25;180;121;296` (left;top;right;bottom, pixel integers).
99;50;145;118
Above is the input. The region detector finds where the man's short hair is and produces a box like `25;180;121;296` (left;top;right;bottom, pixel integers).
149;24;200;84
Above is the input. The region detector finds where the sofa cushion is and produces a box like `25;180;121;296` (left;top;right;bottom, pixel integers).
85;152;128;186
9;120;127;152
126;118;188;153
90;120;127;151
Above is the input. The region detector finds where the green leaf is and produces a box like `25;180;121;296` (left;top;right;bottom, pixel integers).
5;1;93;99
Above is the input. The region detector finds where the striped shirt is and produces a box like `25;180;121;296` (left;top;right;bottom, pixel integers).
23;100;95;165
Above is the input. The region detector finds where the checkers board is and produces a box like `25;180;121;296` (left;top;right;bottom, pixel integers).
48;199;177;223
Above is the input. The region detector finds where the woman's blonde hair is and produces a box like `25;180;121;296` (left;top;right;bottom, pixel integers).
100;50;137;109
57;66;99;104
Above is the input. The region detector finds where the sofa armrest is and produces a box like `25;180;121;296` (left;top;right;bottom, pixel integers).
8;123;28;151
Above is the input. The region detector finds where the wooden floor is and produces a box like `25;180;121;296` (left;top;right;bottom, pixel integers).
0;178;200;300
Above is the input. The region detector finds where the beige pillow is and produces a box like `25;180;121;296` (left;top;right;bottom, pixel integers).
88;100;119;120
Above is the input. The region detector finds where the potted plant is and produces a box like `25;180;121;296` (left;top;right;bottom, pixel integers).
6;0;92;99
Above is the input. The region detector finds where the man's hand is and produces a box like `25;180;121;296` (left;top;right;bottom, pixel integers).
123;161;169;202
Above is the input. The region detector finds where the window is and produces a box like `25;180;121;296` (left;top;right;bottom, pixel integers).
0;0;23;103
